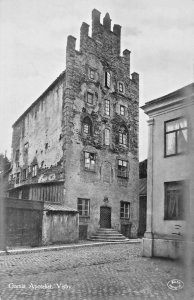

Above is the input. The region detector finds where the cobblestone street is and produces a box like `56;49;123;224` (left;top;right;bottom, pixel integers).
0;243;193;300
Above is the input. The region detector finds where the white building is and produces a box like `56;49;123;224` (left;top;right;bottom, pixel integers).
141;83;194;259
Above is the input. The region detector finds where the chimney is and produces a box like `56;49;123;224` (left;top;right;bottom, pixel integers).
103;13;111;31
92;9;101;37
80;22;89;51
113;24;121;55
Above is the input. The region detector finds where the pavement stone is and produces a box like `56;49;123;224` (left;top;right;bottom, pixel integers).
0;243;193;300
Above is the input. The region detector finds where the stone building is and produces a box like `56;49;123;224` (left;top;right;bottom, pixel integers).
141;83;194;259
8;9;139;241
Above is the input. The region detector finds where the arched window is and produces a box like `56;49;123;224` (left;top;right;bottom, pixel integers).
83;116;92;135
119;126;128;146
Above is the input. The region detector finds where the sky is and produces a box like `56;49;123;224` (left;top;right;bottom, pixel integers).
0;0;194;161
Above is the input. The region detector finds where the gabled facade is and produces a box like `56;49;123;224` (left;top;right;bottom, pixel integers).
9;9;139;240
141;83;194;258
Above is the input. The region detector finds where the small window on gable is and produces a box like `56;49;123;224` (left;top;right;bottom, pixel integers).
24;142;29;153
87;92;93;105
105;100;110;116
118;159;128;178
120;105;125;116
32;164;38;177
104;128;110;145
84;152;96;171
118;82;124;93
83;117;92;135
105;71;111;88
90;69;95;80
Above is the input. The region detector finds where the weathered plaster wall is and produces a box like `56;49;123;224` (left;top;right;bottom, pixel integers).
42;211;79;245
11;74;65;187
152;108;190;238
63;10;139;237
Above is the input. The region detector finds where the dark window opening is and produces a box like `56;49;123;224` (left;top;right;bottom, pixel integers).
83;117;92;135
119;126;128;146
84;152;96;171
105;71;111;88
164;181;186;220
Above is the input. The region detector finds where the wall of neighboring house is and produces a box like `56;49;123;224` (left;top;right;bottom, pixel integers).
152;109;188;238
42;211;79;245
142;83;194;259
10;74;65;190
63;9;139;238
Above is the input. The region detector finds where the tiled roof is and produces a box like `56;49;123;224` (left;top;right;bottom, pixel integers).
44;203;78;212
139;178;147;196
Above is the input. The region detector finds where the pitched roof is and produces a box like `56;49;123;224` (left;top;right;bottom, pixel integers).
13;70;66;127
43;202;78;212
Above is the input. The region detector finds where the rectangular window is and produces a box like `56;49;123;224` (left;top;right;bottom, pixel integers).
105;100;110;116
118;160;128;178
15;172;20;184
164;181;185;220
32;164;38;177
15;149;19;162
105;71;111;88
84;152;96;171
120;105;125;116
119;82;124;93
87;92;93;104
104;128;110;145
120;201;130;219
165;118;188;156
77;198;90;217
90;69;95;80
23;168;27;180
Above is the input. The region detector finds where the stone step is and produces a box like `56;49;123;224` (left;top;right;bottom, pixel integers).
92;234;126;238
89;228;129;242
90;238;130;242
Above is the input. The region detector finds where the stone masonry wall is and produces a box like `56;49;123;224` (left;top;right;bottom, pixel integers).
10;73;65;188
63;9;139;237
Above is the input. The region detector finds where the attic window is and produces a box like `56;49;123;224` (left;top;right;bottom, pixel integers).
45;143;48;150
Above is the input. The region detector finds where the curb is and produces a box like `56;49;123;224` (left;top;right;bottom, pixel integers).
0;239;141;256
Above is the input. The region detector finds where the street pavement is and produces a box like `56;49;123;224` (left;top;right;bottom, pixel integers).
0;243;193;300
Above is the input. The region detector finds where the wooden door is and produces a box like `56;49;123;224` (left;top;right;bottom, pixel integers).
100;206;111;228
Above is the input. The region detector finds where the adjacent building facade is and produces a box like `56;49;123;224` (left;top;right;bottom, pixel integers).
8;9;139;242
142;83;194;259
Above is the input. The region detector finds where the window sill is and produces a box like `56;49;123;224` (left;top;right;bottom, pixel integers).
164;151;188;158
84;168;96;173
